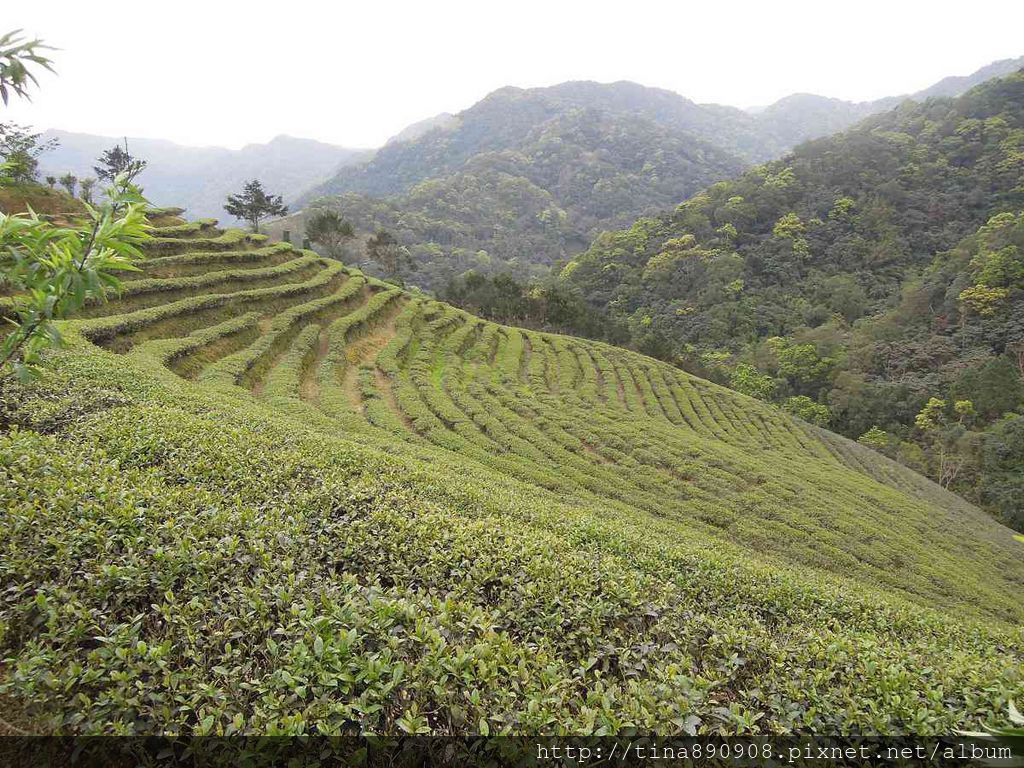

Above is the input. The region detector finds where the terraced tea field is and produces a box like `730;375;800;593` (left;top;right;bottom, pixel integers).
2;211;1022;736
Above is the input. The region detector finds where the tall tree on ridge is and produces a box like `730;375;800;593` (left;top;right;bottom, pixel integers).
366;228;415;283
224;179;287;232
94;141;146;186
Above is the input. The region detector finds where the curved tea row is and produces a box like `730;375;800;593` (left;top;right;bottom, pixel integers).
71;214;1024;622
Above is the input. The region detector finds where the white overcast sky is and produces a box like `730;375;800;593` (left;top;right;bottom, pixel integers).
5;0;1023;149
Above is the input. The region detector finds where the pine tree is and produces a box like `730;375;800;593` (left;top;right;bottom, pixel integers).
224;179;288;233
94;142;146;185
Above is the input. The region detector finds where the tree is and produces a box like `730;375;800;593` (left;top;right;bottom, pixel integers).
979;414;1024;531
1;177;150;381
0;122;57;183
79;177;96;205
729;363;777;401
858;426;894;452
0;30;151;382
0;29;53;105
366;229;415;283
959;284;1010;316
305;208;354;259
224;179;287;232
1009;342;1024;381
44;175;55;188
94;142;146;186
769;337;836;396
58;173;77;197
782;395;831;426
914;397;979;489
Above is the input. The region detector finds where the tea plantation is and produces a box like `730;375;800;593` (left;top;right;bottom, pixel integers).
1;212;1022;737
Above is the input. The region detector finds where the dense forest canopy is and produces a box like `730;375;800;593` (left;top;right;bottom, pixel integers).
296;107;745;287
290;61;1024;290
557;71;1024;527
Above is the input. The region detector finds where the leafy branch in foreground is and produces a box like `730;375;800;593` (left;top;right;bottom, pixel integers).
0;30;54;105
958;702;1024;767
0;179;150;380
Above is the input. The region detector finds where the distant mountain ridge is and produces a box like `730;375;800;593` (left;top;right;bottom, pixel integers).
287;56;1022;288
744;55;1024;149
37;132;372;221
305;55;1024;209
385;113;457;146
914;55;1024;99
285;88;749;287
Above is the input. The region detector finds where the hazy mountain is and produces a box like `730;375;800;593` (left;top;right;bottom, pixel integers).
748;56;1024;148
290;90;747;287
286;57;1021;288
38;132;372;221
912;55;1024;99
385;112;458;146
303;81;761;205
307;56;1024;210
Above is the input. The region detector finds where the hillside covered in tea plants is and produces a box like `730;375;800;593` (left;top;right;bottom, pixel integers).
1;210;1022;737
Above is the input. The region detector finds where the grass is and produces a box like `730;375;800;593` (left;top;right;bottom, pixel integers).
0;214;1022;738
0;182;85;223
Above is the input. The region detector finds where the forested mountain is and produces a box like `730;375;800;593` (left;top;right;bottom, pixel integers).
37;132;371;220
293;58;1023;287
914;55;1024;99
292;105;746;285
744;55;1024;150
559;71;1024;527
289;81;852;286
384;112;457;146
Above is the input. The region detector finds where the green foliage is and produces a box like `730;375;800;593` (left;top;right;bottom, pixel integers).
78;176;95;205
858;426;893;451
729;362;776;400
224;179;288;233
93;142;147;186
960;284;1010;315
0;122;58;184
58;172;77;198
296;90;747;288
304;207;354;260
0;29;54;106
561;73;1024;523
1;215;1022;738
438;271;613;340
366;229;414;283
781;395;831;426
0;182;150;380
773;339;836;393
980;414;1024;530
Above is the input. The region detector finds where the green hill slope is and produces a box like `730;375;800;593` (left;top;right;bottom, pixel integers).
559;71;1024;520
1;215;1022;736
290;90;748;287
288;63;1024;289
